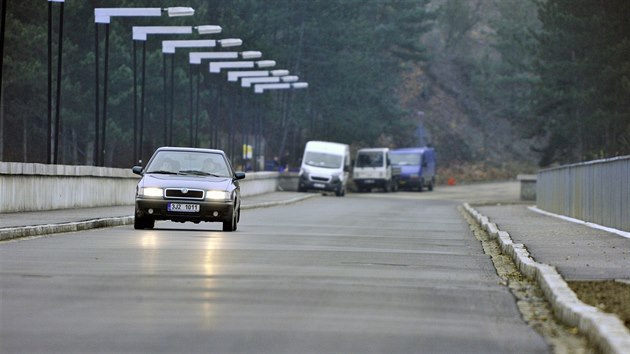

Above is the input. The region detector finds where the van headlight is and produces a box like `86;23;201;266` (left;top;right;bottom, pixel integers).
139;187;163;198
206;190;231;201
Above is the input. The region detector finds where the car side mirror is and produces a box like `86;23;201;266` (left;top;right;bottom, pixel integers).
132;166;144;176
234;171;246;180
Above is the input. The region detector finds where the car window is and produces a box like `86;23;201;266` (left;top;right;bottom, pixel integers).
304;151;343;169
146;151;231;177
390;153;421;166
356;152;384;168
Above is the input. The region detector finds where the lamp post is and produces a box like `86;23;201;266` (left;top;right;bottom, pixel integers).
47;0;64;164
252;81;309;170
233;69;292;170
132;25;218;163
209;60;276;161
0;0;10;161
94;7;194;167
132;26;194;164
188;50;260;147
162;38;242;149
241;75;299;87
254;82;308;93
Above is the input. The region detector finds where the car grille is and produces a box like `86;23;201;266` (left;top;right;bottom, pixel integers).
164;188;204;200
311;176;330;182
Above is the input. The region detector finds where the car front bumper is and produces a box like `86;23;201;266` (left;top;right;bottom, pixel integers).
353;178;388;188
298;175;343;192
135;198;235;223
397;176;423;188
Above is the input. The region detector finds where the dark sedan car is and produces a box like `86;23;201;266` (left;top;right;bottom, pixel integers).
132;147;245;231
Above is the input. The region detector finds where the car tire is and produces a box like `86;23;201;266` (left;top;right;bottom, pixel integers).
222;206;238;232
134;215;154;230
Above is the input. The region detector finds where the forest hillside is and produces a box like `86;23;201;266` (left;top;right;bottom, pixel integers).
1;0;628;181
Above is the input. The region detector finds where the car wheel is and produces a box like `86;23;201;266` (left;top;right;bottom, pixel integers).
134;215;154;230
222;206;237;232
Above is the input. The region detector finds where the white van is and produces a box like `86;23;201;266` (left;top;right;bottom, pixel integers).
353;147;400;192
298;141;350;197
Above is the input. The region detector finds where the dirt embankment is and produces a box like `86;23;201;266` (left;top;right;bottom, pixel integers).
569;280;630;330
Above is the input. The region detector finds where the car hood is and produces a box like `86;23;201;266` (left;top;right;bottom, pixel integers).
394;165;420;175
303;165;342;177
140;174;233;191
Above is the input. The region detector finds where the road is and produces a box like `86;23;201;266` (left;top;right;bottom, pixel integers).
1;183;549;353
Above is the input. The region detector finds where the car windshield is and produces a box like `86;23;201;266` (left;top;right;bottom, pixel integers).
303;151;343;169
355;151;384;168
390;153;421;166
145;151;230;177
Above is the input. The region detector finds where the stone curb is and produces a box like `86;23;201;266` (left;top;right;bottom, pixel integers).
0;194;318;242
463;203;630;354
241;193;318;210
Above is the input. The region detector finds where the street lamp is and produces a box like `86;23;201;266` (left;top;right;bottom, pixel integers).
131;25;216;163
188;50;262;147
161;38;242;148
241;75;299;87
133;26;193;164
47;0;64;164
208;60;277;160
254;82;309;93
209;60;276;73
94;7;194;167
188;50;261;64
251;81;309;170
0;0;6;160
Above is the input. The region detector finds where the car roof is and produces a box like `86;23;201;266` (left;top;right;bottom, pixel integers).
154;146;226;156
391;147;434;154
357;147;389;152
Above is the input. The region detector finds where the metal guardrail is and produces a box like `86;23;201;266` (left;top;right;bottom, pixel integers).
537;156;630;232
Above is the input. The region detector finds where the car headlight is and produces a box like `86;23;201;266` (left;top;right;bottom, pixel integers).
139;187;163;198
206;190;231;201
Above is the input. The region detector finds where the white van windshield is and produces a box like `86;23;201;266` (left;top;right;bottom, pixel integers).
304;151;343;169
356;151;384;168
390;153;421;166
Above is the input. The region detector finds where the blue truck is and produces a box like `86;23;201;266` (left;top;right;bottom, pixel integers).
390;147;436;191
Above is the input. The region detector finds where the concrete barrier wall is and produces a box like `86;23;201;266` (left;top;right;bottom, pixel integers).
537;156;630;232
239;171;279;196
0;162;283;213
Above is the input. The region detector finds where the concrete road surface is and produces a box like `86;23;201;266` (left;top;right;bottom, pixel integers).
0;185;548;353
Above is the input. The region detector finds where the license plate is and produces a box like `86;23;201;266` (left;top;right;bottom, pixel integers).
167;203;200;213
364;179;375;184
313;183;326;189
